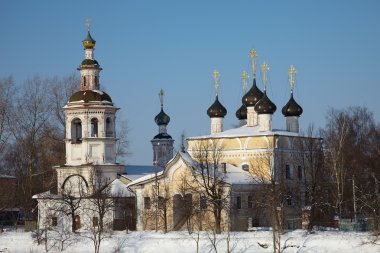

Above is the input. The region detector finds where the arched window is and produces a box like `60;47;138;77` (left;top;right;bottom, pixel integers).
71;118;82;144
106;117;113;137
83;76;86;87
91;118;98;137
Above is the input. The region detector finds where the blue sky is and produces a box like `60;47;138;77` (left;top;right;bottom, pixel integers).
1;1;380;165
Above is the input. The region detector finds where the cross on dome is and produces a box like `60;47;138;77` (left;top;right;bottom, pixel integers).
250;48;258;77
213;69;220;96
241;70;249;94
159;89;165;109
261;62;269;91
288;65;296;93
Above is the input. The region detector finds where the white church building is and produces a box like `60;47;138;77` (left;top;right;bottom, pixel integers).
34;24;320;233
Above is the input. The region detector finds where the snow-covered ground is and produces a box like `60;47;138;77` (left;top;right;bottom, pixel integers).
0;229;380;253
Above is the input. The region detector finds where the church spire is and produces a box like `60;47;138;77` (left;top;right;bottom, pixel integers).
152;89;174;168
79;18;101;91
243;48;263;127
282;65;303;133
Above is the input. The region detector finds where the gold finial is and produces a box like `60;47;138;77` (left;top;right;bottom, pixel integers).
213;69;220;96
288;65;296;93
250;49;258;77
241;70;249;94
159;89;164;109
261;62;269;91
86;17;91;31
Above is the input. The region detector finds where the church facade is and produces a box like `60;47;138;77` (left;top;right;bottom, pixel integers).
34;27;321;233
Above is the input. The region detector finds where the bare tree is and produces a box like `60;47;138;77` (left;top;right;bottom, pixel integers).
323;108;351;218
115;119;130;163
84;171;121;253
50;73;80;129
190;140;229;234
250;150;283;253
0;76;14;157
294;125;331;230
323;106;380;232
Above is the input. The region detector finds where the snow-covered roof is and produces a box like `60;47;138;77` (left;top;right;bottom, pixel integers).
122;165;164;181
127;170;164;187
32;191;60;199
188;125;300;140
109;179;134;197
128;151;254;186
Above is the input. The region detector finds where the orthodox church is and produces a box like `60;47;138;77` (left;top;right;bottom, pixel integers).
34;24;319;233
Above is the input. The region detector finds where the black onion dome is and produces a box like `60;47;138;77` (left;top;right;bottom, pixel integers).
254;92;277;114
242;78;264;107
154;109;170;125
207;96;227;118
235;104;247;120
69;90;112;103
282;94;303;117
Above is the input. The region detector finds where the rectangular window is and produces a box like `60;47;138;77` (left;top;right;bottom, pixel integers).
298;166;303;180
248;195;253;208
158;196;166;209
51;217;57;227
200;196;207;210
236;196;242;209
285;165;291;180
93;217;99;227
144;197;151;209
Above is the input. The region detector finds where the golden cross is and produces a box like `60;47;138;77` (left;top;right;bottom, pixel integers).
86;17;91;31
241;70;249;94
213;69;220;96
288;65;296;93
250;49;258;77
261;62;269;90
159;89;164;108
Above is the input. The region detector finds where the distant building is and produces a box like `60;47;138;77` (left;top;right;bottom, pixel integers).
0;174;18;227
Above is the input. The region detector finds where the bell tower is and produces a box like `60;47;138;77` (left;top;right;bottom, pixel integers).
56;20;124;195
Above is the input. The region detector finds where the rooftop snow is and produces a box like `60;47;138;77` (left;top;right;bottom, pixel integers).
109;179;134;197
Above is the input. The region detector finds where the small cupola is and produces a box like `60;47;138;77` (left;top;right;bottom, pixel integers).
207;96;227;118
244;49;264;127
236;70;248;125
255;62;276;132
242;78;264;107
155;109;170;126
282;65;302;133
82;31;96;49
235;104;247;120
207;70;227;134
282;94;303;117
153;89;172;139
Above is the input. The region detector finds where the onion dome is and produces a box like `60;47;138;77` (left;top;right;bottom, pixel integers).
68;90;112;104
207;96;227;118
282;94;303;117
242;78;264;107
154;109;170;125
254;91;277;114
83;31;96;49
236;104;247;120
